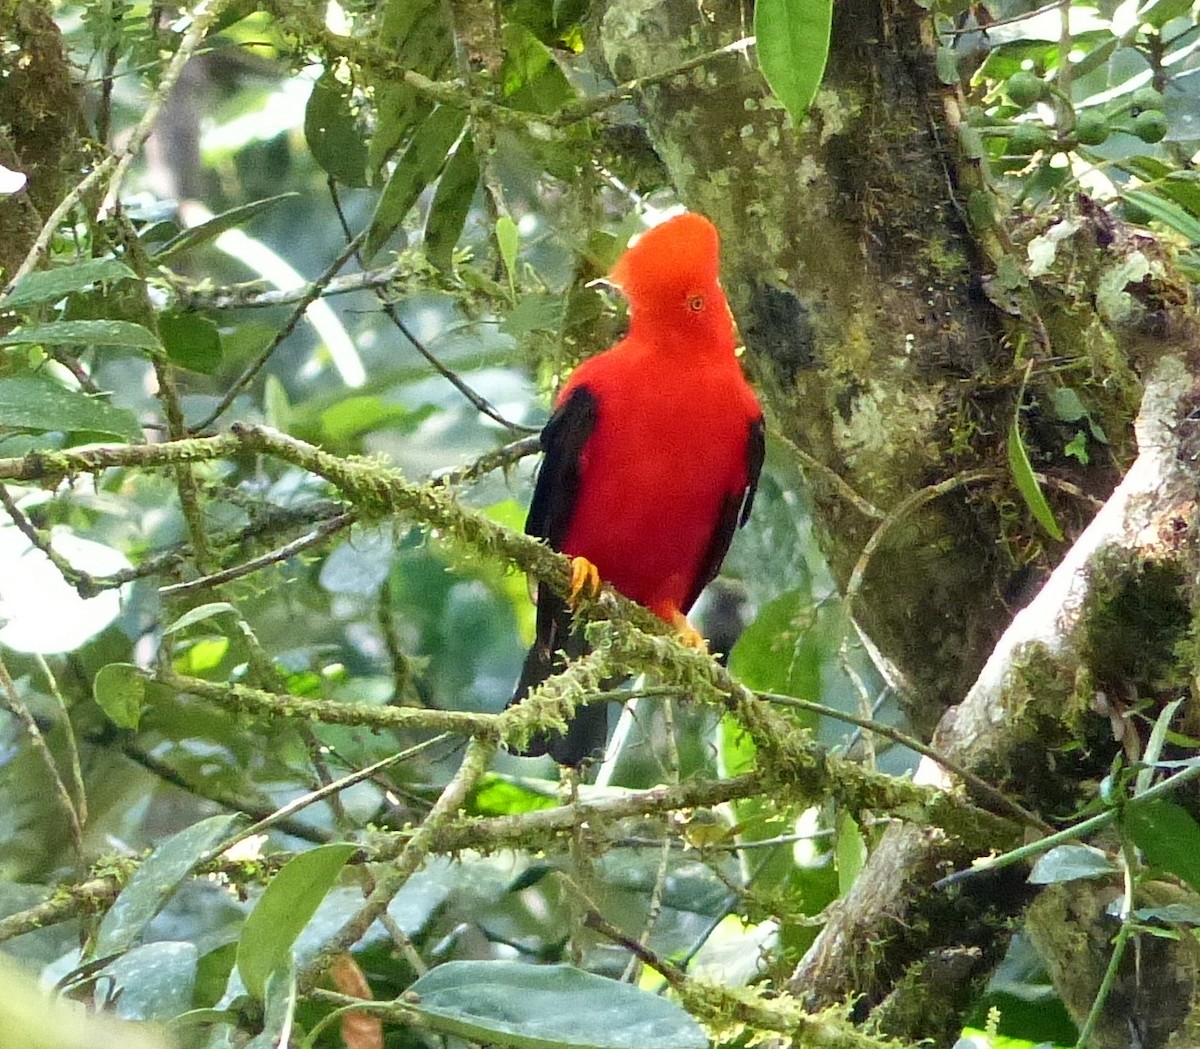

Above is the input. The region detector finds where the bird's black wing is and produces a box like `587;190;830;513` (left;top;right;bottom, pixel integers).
525;386;599;547
510;386;606;765
684;414;766;612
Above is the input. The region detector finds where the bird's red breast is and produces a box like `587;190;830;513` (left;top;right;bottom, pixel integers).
554;212;760;622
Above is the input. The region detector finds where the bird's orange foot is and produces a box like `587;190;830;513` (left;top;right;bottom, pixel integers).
567;556;602;608
670;610;707;651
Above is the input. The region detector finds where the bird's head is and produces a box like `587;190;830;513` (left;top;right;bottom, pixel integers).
609;212;736;350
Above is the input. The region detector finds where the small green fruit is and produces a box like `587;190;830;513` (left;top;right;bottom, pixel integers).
1009;123;1055;155
1129;86;1166;113
1074;111;1111;146
1132;109;1168;143
1007;71;1047;108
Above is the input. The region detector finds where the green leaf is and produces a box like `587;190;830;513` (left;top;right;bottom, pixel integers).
935;46;959;86
425;132;479;271
364;105;467;261
318;395;432;444
499;292;565;336
1133;902;1200;925
1007;409;1063;541
834;810;866;895
244;962;298;1049
501;24;575;114
1125;798;1200;893
159;312;222;374
94;814;243;957
100;941;198;1021
151;193;299;263
728;589;824;710
367;0;456;178
93;663;147;730
305;69;369;188
163;602;239;636
0;319;160;351
1063;431;1089;465
236;843;357;1000
1049;387;1087;423
1028;844;1117;884
1;259;137;309
0;374;141;439
407;961;708;1049
754;0;833;124
1137;698;1183;796
496;216;520;297
1122;188;1200;245
263;374;291;431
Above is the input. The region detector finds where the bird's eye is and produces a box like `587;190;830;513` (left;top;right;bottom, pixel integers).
688;294;705;312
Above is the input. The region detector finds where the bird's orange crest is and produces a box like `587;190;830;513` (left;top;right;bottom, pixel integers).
609;212;722;310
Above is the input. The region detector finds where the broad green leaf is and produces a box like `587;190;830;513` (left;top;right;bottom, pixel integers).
501;24;574;114
236;843;357;1000
151;193;299;263
175;636;230;674
935;46;959;86
367;0;456;177
93;663;146;730
469;774;559;817
94;813;242;957
319;396;432;444
407;961;708;1049
1141;0;1195;27
1028;844;1117;884
835;810;866;895
364;105;467;261
244;962;298;1049
496;216;520;296
754;0;833;125
1125;798;1200;893
0;319;160;351
101;941;198;1021
499;292;565;336
1133;902;1200;925
159;312;222;374
1117;157;1200;218
1;258;136;309
1007;410;1063;541
425;132;479;270
1049;387;1087;423
163;602;239;635
1122;188;1200;244
728;589;824;709
305;68;369;188
0;374;141;439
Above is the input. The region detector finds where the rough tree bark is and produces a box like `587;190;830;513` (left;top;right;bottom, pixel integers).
596;0;1200;1044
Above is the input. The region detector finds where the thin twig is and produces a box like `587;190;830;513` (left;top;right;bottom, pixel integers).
327;183;537;434
0;652;85;862
158;511;357;596
190;230;368;433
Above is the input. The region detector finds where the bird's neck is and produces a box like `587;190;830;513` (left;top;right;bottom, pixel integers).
625;313;738;359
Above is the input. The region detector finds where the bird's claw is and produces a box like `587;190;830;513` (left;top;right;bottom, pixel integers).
670;611;707;651
567;556;602;608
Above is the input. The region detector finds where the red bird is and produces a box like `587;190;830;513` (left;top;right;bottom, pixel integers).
510;212;764;764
